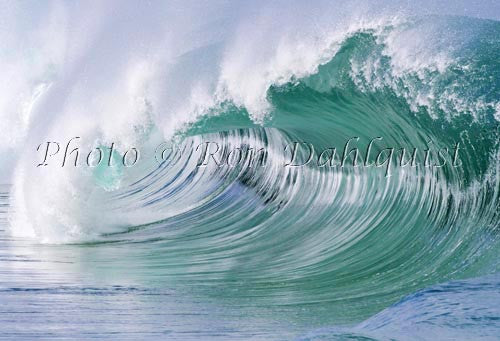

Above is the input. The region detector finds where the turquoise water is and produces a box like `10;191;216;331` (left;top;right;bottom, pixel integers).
1;184;499;339
1;3;499;340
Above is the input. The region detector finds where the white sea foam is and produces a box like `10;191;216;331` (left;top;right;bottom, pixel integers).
2;1;498;242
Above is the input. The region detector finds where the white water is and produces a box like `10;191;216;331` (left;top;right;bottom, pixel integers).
1;1;499;242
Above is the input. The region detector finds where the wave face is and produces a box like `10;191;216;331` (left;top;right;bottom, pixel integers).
298;274;500;340
2;0;500;335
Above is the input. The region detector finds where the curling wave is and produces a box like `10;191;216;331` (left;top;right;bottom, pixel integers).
3;2;500;327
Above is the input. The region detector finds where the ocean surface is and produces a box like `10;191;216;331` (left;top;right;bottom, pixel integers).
1;184;499;339
0;1;499;340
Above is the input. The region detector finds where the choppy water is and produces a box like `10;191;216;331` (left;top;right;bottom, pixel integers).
1;1;499;340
